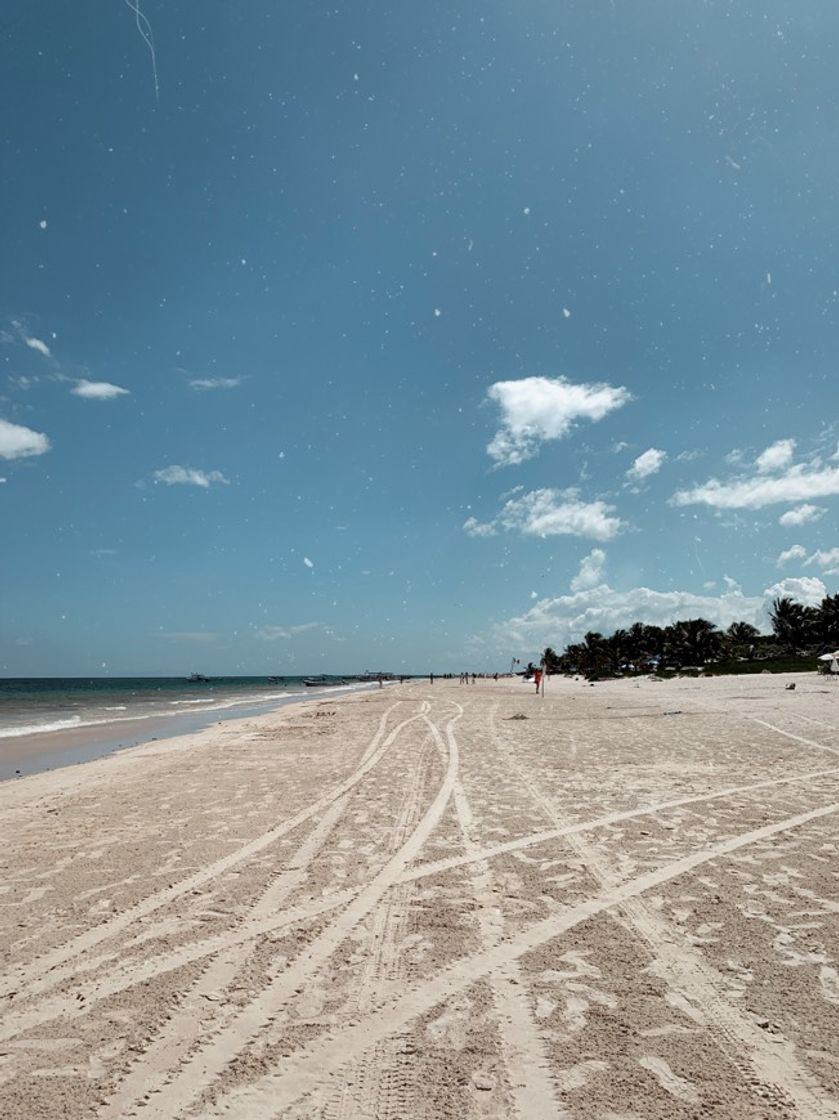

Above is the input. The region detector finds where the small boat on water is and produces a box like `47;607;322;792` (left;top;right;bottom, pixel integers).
267;676;285;683
303;676;347;687
356;670;396;682
187;673;210;683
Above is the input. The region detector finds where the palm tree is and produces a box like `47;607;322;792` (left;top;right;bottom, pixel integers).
817;594;839;647
725;621;760;658
624;622;666;668
562;642;586;674
606;629;629;672
665;618;721;667
770;597;816;651
576;631;608;677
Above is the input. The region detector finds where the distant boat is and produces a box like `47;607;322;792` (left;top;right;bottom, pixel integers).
303;676;347;687
187;673;210;683
267;676;285;683
357;670;395;682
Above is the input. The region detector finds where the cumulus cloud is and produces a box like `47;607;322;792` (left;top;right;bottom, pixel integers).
778;504;825;527
488;574;831;653
0;417;50;460
776;545;807;568
255;622;321;640
673;464;839;510
486;375;631;466
152;465;229;488
24;336;51;358
570;548;606;591
71;379;130;400
464;488;623;542
626;447;666;482
756;438;795;473
490;584;773;651
303;556;314;568
762;577;826;607
189;378;241;391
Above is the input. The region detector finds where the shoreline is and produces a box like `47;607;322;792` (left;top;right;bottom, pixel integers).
0;679;388;782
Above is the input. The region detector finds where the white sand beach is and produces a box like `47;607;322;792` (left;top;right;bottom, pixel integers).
1;674;838;1119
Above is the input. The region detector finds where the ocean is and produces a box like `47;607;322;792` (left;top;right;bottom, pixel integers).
0;676;377;780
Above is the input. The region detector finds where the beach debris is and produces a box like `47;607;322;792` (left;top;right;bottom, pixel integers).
785;682;796;690
506;713;528;720
472;1072;497;1092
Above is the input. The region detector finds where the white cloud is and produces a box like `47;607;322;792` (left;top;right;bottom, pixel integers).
152;465;229;488
0;418;50;460
464;488;623;542
673;464;839;510
303;556;314;568
486;375;631;466
71;379;130;400
762;577;826;607
756;438;795;473
488;573;832;654
24;336;51;358
776;544;807;568
463;516;497;538
806;548;839;570
626;447;666;482
570;548;606;591
255;622;321;641
188;378;241;391
778;503;826;527
490;584;772;652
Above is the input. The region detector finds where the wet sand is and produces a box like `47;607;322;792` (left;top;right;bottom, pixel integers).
0;683;380;781
1;674;838;1119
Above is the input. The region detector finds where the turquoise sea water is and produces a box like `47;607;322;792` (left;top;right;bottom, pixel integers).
0;676;364;738
0;676;383;781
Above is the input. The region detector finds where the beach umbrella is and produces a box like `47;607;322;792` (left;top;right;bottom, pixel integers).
817;651;839;660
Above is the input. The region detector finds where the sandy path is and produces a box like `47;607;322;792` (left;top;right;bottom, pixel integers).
1;675;838;1119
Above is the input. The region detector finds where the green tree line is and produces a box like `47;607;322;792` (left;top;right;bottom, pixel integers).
541;593;839;677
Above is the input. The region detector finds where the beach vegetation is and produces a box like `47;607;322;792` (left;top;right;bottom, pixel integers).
545;593;839;678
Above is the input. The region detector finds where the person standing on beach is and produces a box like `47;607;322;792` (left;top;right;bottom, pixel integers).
534;667;542;693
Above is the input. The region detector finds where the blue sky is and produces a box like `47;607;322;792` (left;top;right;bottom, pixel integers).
1;0;837;675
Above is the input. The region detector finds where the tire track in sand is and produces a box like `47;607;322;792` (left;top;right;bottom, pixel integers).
134;704;462;1120
193;800;839;1120
401;761;839;885
97;791;354;1120
3;761;838;1048
748;717;839;759
314;720;443;1120
423;707;566;1120
99;699;432;1117
489;706;839;1120
0;700;421;1004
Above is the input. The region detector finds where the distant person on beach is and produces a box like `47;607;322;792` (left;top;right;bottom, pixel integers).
534;668;542;693
430;672;434;684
